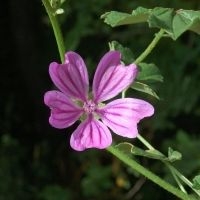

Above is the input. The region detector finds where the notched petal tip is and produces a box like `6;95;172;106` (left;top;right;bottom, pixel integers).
98;98;154;138
70;118;112;151
93;61;139;102
48;52;89;101
44;90;83;129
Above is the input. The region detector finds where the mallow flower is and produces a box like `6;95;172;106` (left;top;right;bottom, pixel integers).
44;51;154;151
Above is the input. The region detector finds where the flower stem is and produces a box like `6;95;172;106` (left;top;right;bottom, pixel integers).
137;134;200;197
137;134;154;150
42;0;65;63
122;29;165;97
167;164;188;194
166;163;200;196
134;29;165;64
107;145;190;200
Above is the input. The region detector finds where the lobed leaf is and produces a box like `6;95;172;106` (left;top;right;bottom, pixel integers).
137;63;163;82
101;7;150;27
116;142;165;160
131;81;160;99
116;143;182;163
102;6;200;40
167;147;182;162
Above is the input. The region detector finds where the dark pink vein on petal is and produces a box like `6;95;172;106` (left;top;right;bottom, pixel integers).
98;110;127;129
103;73;129;97
72;61;87;91
55;68;79;98
63;66;86;100
95;65;118;101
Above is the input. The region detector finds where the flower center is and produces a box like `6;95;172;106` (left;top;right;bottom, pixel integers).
83;100;97;113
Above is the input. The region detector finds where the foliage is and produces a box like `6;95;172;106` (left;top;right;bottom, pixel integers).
163;130;200;178
1;0;200;199
102;7;200;40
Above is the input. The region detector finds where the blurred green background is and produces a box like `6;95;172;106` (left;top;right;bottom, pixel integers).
1;0;200;199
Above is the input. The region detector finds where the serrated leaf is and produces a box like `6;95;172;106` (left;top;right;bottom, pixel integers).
167;147;182;162
192;175;200;190
116;143;182;163
179;10;200;35
148;8;174;34
101;7;150;27
131;81;160;99
148;8;200;40
109;41;134;64
137;63;163;82
116;142;165;160
102;6;200;40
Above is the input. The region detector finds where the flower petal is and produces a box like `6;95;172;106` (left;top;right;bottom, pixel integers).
97;98;154;138
92;51;138;102
44;90;83;129
49;51;89;101
70;117;112;151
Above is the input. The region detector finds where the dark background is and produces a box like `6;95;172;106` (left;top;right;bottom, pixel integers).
1;0;200;199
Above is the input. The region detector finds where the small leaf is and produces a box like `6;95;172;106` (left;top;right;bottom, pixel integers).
148;8;174;34
140;149;165;160
109;41;135;64
131;81;160;99
116;143;165;160
101;11;131;27
102;7;200;40
192;175;200;190
116;143;182;163
137;147;163;159
167;147;182;162
116;142;133;153
137;63;163;82
101;7;150;27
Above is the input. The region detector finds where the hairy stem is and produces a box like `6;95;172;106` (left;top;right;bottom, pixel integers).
122;29;165;97
107;145;190;200
134;29;165;64
42;0;65;63
138;134;200;197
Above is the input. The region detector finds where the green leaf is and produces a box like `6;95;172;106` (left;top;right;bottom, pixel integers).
148;8;174;35
116;142;133;153
101;7;150;27
167;147;182;162
148;8;200;40
109;41;134;64
141;149;165;160
137;63;163;82
116;142;165;160
192;175;200;190
116;143;182;163
131;81;160;99
102;6;200;40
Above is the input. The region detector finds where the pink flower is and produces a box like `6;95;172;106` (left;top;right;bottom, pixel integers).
44;51;154;151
